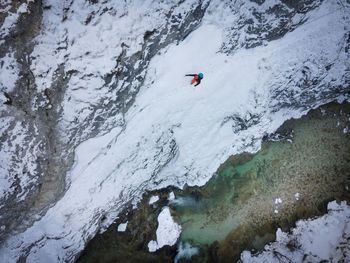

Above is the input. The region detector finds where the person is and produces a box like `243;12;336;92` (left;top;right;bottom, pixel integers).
185;73;204;86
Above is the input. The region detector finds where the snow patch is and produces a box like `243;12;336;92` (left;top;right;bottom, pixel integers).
117;222;128;232
149;195;160;205
148;207;182;252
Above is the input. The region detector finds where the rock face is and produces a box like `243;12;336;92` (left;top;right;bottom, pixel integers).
0;0;349;262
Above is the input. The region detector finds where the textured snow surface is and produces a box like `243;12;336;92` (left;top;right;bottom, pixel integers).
148;207;182;252
0;0;349;262
241;201;350;262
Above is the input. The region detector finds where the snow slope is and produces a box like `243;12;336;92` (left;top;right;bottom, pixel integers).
0;0;349;262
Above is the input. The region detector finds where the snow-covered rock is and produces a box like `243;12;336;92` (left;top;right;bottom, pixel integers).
241;201;350;262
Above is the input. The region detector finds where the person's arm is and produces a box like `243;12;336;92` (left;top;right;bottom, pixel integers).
194;78;201;86
185;74;196;76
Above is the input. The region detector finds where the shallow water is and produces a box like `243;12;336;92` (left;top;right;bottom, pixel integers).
77;102;350;263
